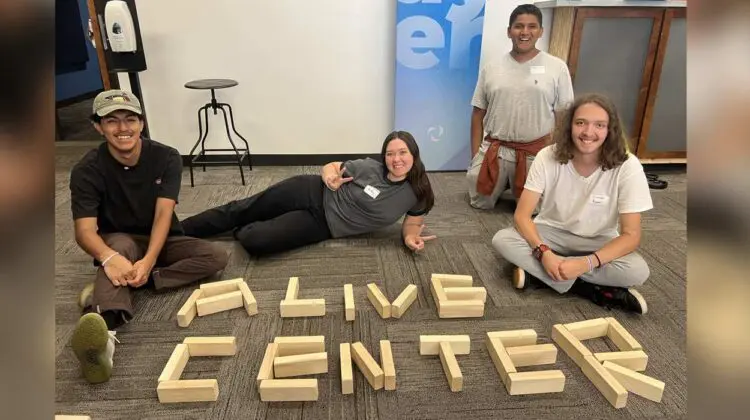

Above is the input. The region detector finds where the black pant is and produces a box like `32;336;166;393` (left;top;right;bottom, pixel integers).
181;175;333;255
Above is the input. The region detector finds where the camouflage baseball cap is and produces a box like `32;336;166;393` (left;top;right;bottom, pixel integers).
92;89;142;117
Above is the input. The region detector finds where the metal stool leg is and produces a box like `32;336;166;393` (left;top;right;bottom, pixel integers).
218;105;246;185
187;104;211;187
223;102;252;170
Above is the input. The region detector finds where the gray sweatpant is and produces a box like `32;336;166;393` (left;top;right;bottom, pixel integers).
492;224;650;293
466;146;533;209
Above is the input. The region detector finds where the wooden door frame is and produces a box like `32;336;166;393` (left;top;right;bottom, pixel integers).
567;7;665;153
636;7;687;159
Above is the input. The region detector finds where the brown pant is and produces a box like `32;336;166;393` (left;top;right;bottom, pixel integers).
88;233;228;318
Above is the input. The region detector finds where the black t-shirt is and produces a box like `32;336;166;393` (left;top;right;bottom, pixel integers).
70;138;184;236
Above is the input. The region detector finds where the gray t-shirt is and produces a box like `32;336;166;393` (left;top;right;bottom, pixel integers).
471;51;574;161
323;158;427;238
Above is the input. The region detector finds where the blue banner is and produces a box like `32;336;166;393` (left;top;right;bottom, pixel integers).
395;0;486;171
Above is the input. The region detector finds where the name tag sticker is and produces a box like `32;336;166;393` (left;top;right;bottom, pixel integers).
592;194;609;205
364;185;381;199
530;66;546;75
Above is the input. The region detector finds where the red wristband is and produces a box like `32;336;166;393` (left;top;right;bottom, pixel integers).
532;244;550;261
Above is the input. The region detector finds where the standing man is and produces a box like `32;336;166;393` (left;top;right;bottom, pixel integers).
467;4;574;209
68;90;228;383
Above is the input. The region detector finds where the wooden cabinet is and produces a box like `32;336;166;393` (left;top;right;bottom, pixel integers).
542;2;686;162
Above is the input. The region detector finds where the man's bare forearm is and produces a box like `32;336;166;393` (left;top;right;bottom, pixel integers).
144;203;173;262
75;228;116;263
470;107;486;157
514;215;545;250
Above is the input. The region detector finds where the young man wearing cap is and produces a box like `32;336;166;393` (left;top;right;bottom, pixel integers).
467;4;574;209
68;89;228;383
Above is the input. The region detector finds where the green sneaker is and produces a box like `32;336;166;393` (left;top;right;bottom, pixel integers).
77;282;95;310
71;313;118;383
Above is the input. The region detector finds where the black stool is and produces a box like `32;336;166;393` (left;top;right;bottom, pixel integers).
185;78;252;187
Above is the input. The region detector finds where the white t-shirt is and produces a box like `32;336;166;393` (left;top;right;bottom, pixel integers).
471;51;574;162
524;145;654;238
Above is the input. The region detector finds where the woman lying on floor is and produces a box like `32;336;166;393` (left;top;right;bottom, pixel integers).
492;93;653;314
181;131;437;254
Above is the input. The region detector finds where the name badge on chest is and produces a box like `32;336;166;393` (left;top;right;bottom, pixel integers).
530;66;545;75
364;185;381;199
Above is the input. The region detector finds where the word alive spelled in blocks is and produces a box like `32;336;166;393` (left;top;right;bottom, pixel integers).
430;274;486;318
257;336;326;402
420;335;471;392
176;278;257;327
486;329;565;395
552;317;665;408
279;277;326;317
156;336;237;403
365;283;418;319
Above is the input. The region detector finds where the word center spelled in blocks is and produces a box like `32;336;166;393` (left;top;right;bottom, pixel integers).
552;317;666;408
365;282;418;319
420;335;471;392
430;274;487;318
256;336;326;401
176;278;257;327
157;336;237;403
486;329;565;395
280;277;326;317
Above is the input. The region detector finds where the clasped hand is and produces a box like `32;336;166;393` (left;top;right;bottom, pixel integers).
103;254;154;288
404;224;437;252
541;252;590;282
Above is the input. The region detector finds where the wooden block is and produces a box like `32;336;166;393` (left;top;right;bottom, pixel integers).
366;283;391;318
419;335;471;355
350;342;385;390
431;273;474;287
487;329;538;347
443;286;487;302
580;355;629;409
391;284;418;318
176;289;203;328
429;277;447;310
256;343;278;386
183;336;236;357
157;379;219;403
438;300;484;318
439;341;463;392
196;290;243;316
158;343;190;382
199;278;243;297
340;343;353;394
602;361;665;403
344;284;355;321
55;416;92;420
595;350;649;371
606;317;643;351
507;370;566;395
551;324;592;366
273;352;328;378
259;379;318;402
563;318;610;341
380;340;396;391
285;277;299;301
237;282;258;316
505;344;558;367
273;336;326;356
279;299;326;317
486;336;517;388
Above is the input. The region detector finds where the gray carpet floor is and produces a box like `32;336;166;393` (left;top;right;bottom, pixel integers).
55;141;687;419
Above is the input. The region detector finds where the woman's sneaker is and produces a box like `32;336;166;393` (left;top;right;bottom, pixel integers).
512;266;527;289
70;313;119;383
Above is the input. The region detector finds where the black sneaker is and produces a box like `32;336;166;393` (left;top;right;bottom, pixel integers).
591;285;648;315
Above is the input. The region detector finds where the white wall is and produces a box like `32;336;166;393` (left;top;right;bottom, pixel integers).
123;0;396;155
479;0;553;67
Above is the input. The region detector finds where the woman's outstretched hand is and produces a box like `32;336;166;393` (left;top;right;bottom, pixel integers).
404;224;437;252
324;165;354;191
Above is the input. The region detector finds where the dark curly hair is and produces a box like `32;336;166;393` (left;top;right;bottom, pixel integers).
380;131;435;214
553;93;630;170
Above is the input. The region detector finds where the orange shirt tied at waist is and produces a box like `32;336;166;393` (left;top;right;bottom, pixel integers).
476;134;551;198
